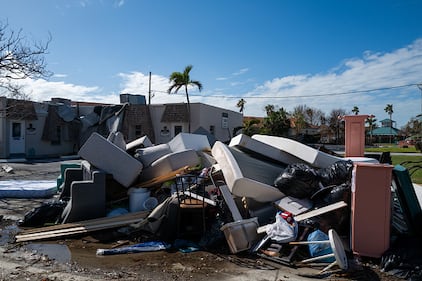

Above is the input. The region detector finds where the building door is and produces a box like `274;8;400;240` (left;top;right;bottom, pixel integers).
9;120;25;154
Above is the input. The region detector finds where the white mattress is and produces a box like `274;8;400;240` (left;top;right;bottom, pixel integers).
0;180;57;198
211;141;285;203
252;134;345;168
229;134;304;165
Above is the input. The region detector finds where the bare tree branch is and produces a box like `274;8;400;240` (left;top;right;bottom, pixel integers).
0;20;52;99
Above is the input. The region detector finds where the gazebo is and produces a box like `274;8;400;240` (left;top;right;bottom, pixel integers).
369;124;400;143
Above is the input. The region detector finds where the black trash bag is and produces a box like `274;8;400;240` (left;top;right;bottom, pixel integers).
317;160;353;186
380;235;422;280
309;183;352;236
311;182;351;206
274;163;320;199
18;200;67;227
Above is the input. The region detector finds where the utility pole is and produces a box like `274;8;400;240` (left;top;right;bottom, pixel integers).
418;84;422;114
148;72;152;105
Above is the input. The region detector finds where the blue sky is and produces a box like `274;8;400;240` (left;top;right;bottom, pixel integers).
2;0;422;128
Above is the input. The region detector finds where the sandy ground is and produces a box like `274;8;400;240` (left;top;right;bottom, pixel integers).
0;159;403;281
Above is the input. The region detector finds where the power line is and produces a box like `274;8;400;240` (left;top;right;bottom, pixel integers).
151;82;421;99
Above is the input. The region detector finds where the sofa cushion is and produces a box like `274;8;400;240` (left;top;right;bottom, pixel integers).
134;143;172;167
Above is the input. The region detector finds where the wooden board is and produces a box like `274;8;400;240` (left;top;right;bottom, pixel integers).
135;166;189;188
16;211;150;242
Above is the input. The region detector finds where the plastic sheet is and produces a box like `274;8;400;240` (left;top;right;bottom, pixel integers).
96;241;169;256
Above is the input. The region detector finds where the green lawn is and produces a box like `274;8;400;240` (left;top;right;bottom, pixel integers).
390;155;422;184
366;146;420;153
363;145;421;184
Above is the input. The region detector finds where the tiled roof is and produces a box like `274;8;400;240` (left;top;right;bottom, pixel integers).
370;126;399;136
6;99;38;120
161;104;189;122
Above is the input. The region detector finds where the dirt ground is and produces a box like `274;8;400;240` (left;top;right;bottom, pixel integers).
0;159;405;281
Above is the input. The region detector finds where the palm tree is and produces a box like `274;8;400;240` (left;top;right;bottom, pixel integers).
365;115;377;145
352;106;359;115
236;98;246;114
168;65;203;133
384;104;394;143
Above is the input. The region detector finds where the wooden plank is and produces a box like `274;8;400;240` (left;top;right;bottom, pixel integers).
182;191;216;206
20;210;150;235
16;217;146;242
135;166;189;188
16;211;150;241
257;201;347;234
294;201;347;222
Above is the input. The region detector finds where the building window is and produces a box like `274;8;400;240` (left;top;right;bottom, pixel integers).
210;125;215;135
51;126;61;145
174;125;182;136
12;122;21;139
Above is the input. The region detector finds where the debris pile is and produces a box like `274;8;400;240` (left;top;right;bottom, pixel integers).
13;132;422;279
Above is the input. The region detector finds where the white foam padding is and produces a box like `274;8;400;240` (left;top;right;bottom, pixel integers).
168;133;211;152
139;149;200;182
78;132;143;187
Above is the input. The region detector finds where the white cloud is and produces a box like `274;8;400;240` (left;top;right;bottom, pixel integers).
4;39;421;129
202;39;422;128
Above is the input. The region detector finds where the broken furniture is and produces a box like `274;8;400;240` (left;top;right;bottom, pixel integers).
175;174;208;240
78;132;144;188
290;229;349;273
391;164;422;235
136;133;211;182
351;163;393;258
56;162;81;191
210;172;261;254
59;160;107;223
125;135;153;155
211;141;285;203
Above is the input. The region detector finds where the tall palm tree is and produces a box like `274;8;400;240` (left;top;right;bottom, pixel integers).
168;65;203;133
384;104;394;143
366;115;377;145
236;98;246;114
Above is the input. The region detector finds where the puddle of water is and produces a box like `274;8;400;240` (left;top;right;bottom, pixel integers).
0;224;20;246
24;243;71;264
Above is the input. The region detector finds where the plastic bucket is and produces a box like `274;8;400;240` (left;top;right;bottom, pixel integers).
128;188;151;212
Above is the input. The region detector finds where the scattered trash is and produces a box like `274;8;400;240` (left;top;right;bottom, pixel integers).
96;241;169;256
2;164;13;173
10;132;422;279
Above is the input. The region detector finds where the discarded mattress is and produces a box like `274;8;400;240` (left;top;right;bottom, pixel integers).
251;134;344;168
0;180;57;198
211;141;285;203
251;134;378;168
229;134;304;165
